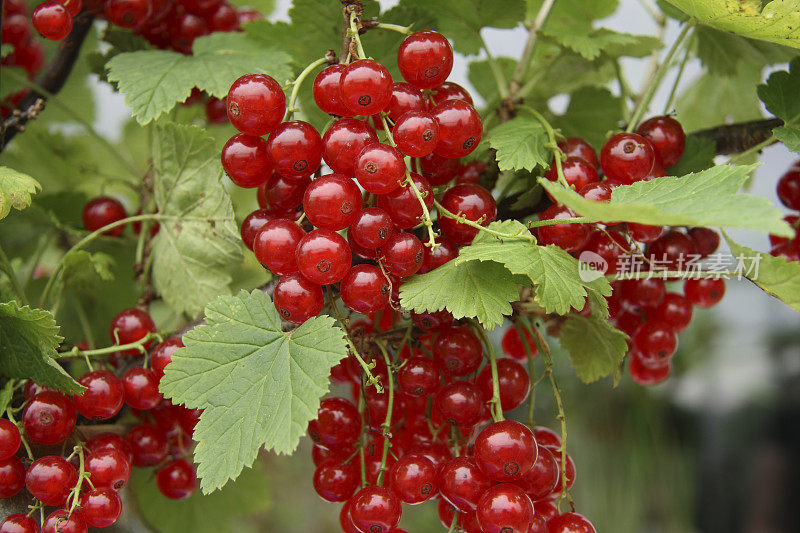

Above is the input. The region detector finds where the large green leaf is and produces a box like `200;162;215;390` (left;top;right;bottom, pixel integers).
560;314;628;383
676;65;763;132
107;32;292;125
540;165;794;237
694;26;795;76
726;237;800;312
0;167;40;220
0;301;82;394
487;116;550;171
160;290;348;493
150;122;243;316
758;57;800;154
665;0;800;49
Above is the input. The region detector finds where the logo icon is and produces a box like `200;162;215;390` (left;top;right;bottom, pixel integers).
578;251;608;282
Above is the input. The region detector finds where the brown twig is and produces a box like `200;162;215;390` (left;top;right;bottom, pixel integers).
692;118;784;155
339;1;363;64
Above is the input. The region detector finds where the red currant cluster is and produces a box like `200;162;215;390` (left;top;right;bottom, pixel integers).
307;315;594;533
769;160;800;261
0;308;200;533
1;0;47;117
224;30;495;324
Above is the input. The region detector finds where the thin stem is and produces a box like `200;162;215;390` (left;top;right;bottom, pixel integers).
472;321;504;422
518;105;570;189
285;57;330;120
375;342;394;486
349;11;367;59
627;21;695;132
663;37;692;114
434;200;536;243
728;136;775;165
0;243;28;305
68;445;87;514
58;331;159;358
480;33;510;100
380;115;397;147
375;22;412;35
448;511;460;533
511;0;557;88
404;173;440;250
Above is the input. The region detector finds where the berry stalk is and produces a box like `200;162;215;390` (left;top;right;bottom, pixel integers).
472;321;504;422
374;341;394;486
285;56;331;121
434;200;536;243
519;105;571;189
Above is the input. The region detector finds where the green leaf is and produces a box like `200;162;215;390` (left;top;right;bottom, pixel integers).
665;0;800;49
726;236;800;312
487;116;550;171
399;259;523;330
553;87;622;151
160;290;348;493
0;167;41;220
402;0;526;55
0;380;14;414
467;57;517;105
559;315;628;383
0;301;82;394
61;251;115;293
526;0;618;22
543;26;661;61
540;164;794;237
150;122;243;316
695;26;794;76
0;44;12;58
666;135;716;175
758;57;800;154
107;32;292;124
132;459;271;533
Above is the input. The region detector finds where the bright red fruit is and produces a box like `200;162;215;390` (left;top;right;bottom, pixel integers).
295;229;351;285
431;82;473;106
653;292;693;332
632;322;678;367
536;205;590;252
393;110;440;157
630;353;671;385
475;483;534;533
340;264;390;314
420;238;458;273
126;424;168;467
600;132;655;184
41;510;86;533
79;488;122;527
272;272;324;323
240;208;276;251
32;1;72;40
548;512;598;533
122;367;163;410
25;455;77;506
520;445;559;500
777;168;800;210
628;222;664;243
476;358;531;412
474;420;537;482
420;152;461;186
397;31;453;89
501;326;538;361
383;232;424;277
253;219;305;274
83;197;128;236
267;120;323;179
579;181;612;201
0;513;39;533
688;227;720;258
109;308;156;354
0;420;21;461
261;173;309;212
684;278;726;308
308;397;361;448
546;156;599;190
349;486;402;533
433;327;482;376
355;143;405;195
432;100;482;158
397;355;440;397
150;337;184;380
85;448;131;491
221;134;272;188
23;391;76;445
558;138;598;168
157;458;197;500
646;229;697;270
313;64;352;117
438;457;492;512
227;73;285;136
376;173;433;229
339;59;393;116
389;454;438;504
382;82;427;121
313;459;359;502
0;457;25;498
348;207;396;249
437;184;497;245
636;115;686;168
169;13;209;54
434;381;484;428
105;0;151;29
74;370;124;420
322;118;379;175
303;174;362;230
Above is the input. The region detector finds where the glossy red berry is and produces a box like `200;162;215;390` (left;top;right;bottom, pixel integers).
272;272;324;323
322;118;378;176
629;352;671;385
653;292;693;332
0;457;25;498
208;4;239;32
537;205;590;252
109;308;156;354
646;229;697;270
533;426;561;449
548;512;597;533
474;420;537;482
340;264;390;314
637;116;685;168
434;381;484;428
397;31;453;89
389;454;438;504
777;168;800;210
688;227;721;258
169;13;208;54
240;208;276;251
122;367;162;410
558;138;598;168
79;488;122;527
684;278;725;308
546;156;599;191
628;222;665;243
501;326;538;361
261;173;310;212
150;337;184;380
431;82;473;106
74;370;124;420
376;173;433;229
32;1;72;40
411;309;453;332
600;133;655;184
476;358;531;412
339;59;393;116
1;14;31;47
519;445;559;500
383;232;424;277
420;152;461;186
0;420;21;461
393;110;440;157
382;82;427;121
348;207;396;249
303;174;362;230
221;134;272;188
23;391;76;445
295;229;351;285
156;458;197;500
86;432;132;461
437;184;497;245
580;229;629;276
85;448;131;491
41;510;85;533
266;120;322;179
433;327;482;376
632;322;678;367
476;483;534;533
619;278;666;314
253;219;305;274
313;64;352;117
355;143;405;195
25;456;77;506
0;513;39;533
82;197;127;236
313;459;359;502
438;457;493;512
432;100;482;159
227;73;285;136
308;397;361;448
126;424;168;467
397;355;440;397
349;485;402;533
420;237;458;273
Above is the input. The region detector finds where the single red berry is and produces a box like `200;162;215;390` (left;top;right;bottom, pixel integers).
79;488;122;527
0;513;39;533
397;355;440;397
0;420;21;461
349;485;402;533
240;208;277;251
389;454;438;504
476;483;534;533
628;222;664;243
376;172;433;229
519;445;559;500
23;391;76;445
1;14;31;47
208;3;239;32
355;143;405;195
85;448;131;491
313;64;353;117
340;264;390;314
419;152;461;186
501;326;538;361
437;184;497;246
537;205;590;252
474;420;537;482
546;156;599;191
308;397;360;448
204;96;228;124
25;456;77;506
646;229;697;271
382;82;428;121
619;278;666;314
433;327;482;376
106;0;152;28
82;196;128;236
150;337;184;380
688;227;720;258
221;134;273;188
32;2;72;40
397;31;453;89
432;100;482;159
431;82;473;106
4;39;45;76
637;116;686;168
126;424;168;467
558;138;598;168
383;232;424;277
632;322;678;367
74;370;124;420
438;457;493;513
411;309;453;332
476;359;531;412
393;111;441;158
313;459;359;503
348;207;396;250
156;458;197;500
109;308;156;354
600;132;655;184
226;73;285;136
339;59;393;116
303;174;362;230
777;169;800;210
548;512;597;533
41;510;85;533
434;381;484;428
684;278;725;308
340;499;361;533
266;120;323;179
86;432;132;461
614;309;644;337
322;118;378;176
273;272;324;323
629;352;671;385
122;367;163;410
455;161;485;185
420;237;458;273
169;13;208;54
295;228;351;285
533;426;561;448
652;292;693;332
261;173;310;213
0;457;25;498
253;219;306;275
579;229;629;276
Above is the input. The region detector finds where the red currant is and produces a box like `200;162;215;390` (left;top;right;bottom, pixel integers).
636;116;685;168
348;207;396;249
156;458;197;500
619;278;666;314
221;134;272;188
600;133;655;184
433;326;482;376
0;513;39;533
109;308;156;354
501;326;538;361
652;292;693;332
688;227;720;257
431;82;473;106
397;31;453;89
253;219;305;275
632;322;677;366
32;1;72;40
397;355;440;397
313;64;352;117
684;277;725;308
85;448;131;491
536;205;590;252
475;483;534;533
419;152;461;186
411;309;453;331
322;118;379;175
126;424;168;467
1;14;31;47
74;370;124;420
295;229;351;285
267;120;323;178
474;420;537;482
339;59;393;116
313;459;359;503
646;229;697;270
261;173;310;212
392;111;439;157
272;272;322;322
546;156;599;190
25;455;77;506
434;381;484;428
82;197;127;236
548;512;597;533
580;229;629;275
355;143;405;195
438;456;492;512
533;426;561;448
629;352;671;385
558;138;598;168
383;232;424;277
340;264;390;314
349;485;402;533
208;3;239;32
519;445;559;500
579;181;612;201
79;488;122;527
628;222;664;243
0;457;25;498
389;454;438;504
227;73;285;136
239;208;275;250
41;510;85;533
0;420;21;461
777;168;800;210
437;184;497;245
150;337;183;380
308;397;361;448
476;359;531;412
169;13;208;54
420;237;458;273
383;82;427;120
303;174;362;230
23;391;76;445
432;100;482;158
86;432;132;461
376;173;433;229
122;367;162;410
